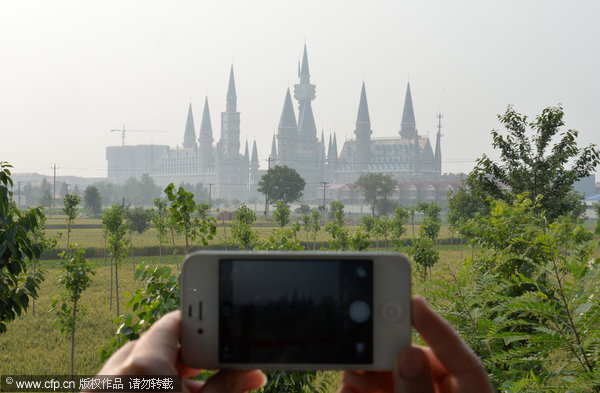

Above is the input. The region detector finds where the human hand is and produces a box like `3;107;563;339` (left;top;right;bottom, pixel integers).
339;296;493;393
96;311;266;393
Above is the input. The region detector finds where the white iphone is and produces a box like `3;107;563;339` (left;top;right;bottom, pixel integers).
180;251;411;370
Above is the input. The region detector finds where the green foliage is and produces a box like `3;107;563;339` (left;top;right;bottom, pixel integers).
410;237;438;280
51;247;94;376
355;173;396;217
467;105;600;221
273;201;290;228
150;198;169;261
0;162;47;334
164;183;216;251
126;206;151;234
99;264;179;362
261;370;331;393
63;193;81;248
417;202;441;242
102;205;129;260
309;209;322;250
391;205;409;247
374;216;392;250
257;165;306;207
295;204;311;216
325;201;349;250
425;196;600;391
447;186;489;237
83;185;102;218
230;204;258;250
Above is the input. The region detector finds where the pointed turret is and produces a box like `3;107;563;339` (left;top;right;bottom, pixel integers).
400;82;417;139
319;130;326;162
294;44;316;117
299;44;310;84
199;97;213;140
357;82;371;124
327;134;333;159
220;65;241;159
244;140;249;162
332;133;339;160
182;103;197;149
251;140;259;165
435;113;443;174
250;140;259;182
270;134;278;159
199;97;213;171
226;65;237;112
279;88;297;129
354;83;372;171
298;99;317;138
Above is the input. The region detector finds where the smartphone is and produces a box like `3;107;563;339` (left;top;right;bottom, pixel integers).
180;251;411;370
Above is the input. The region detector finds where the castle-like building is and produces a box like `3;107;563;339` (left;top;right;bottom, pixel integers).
106;45;450;203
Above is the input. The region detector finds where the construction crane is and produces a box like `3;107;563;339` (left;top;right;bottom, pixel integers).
110;124;167;146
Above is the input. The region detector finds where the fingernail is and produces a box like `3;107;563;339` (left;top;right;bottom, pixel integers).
396;347;425;378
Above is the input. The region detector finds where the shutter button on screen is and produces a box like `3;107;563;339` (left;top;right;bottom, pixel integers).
381;301;403;322
349;301;371;323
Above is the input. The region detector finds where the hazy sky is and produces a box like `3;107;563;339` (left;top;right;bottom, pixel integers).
1;0;599;179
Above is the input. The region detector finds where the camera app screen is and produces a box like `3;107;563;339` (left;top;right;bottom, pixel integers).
219;259;373;364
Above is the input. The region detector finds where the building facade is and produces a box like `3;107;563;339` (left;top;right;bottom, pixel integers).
106;45;449;202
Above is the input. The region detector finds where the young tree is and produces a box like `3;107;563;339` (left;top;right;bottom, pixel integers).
273;201;290;228
51;248;94;377
309;209;322;250
391;205;409;248
418;202;442;243
84;185;102;217
467;105;600;221
0;162;47;333
257;165;306;207
151;198;169;263
102;205;129;316
63;193;81;249
230;204;258;250
326;201;349;250
374;216;392;250
411;236;439;280
125;206;151;278
356;173;396;217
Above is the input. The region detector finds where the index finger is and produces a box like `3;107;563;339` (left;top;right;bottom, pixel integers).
411;297;488;380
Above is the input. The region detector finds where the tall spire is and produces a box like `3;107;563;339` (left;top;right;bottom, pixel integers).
332;133;338;159
435;113;443;174
357;82;371;124
226;65;237;112
400;82;417;139
279;88;297;128
251;140;259;164
199;97;213;140
328;134;333;158
300;44;310;84
294;44;316;118
244;140;249;162
199;97;213;171
182;103;197;149
298;99;317;138
354;83;372;171
270;134;278;159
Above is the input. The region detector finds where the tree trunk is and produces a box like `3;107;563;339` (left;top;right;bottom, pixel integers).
129;231;135;280
103;233;107;267
115;247;120;318
159;241;162;264
171;227;179;273
109;255;113;311
71;299;77;380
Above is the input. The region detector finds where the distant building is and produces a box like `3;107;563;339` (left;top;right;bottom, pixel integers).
106;45;450;203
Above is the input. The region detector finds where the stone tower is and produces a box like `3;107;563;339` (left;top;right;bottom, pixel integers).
220;65;240;159
293;44;316;119
354;82;372;171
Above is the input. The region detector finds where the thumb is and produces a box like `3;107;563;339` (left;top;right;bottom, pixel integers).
393;346;435;393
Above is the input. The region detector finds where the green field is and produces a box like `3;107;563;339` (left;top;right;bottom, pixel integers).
1;214;466;387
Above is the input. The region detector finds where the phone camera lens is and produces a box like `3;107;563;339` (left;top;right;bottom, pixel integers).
349;300;371;323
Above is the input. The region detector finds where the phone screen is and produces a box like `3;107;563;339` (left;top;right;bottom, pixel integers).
219;259;373;364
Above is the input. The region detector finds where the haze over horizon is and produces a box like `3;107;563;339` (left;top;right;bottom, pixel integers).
1;0;599;179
